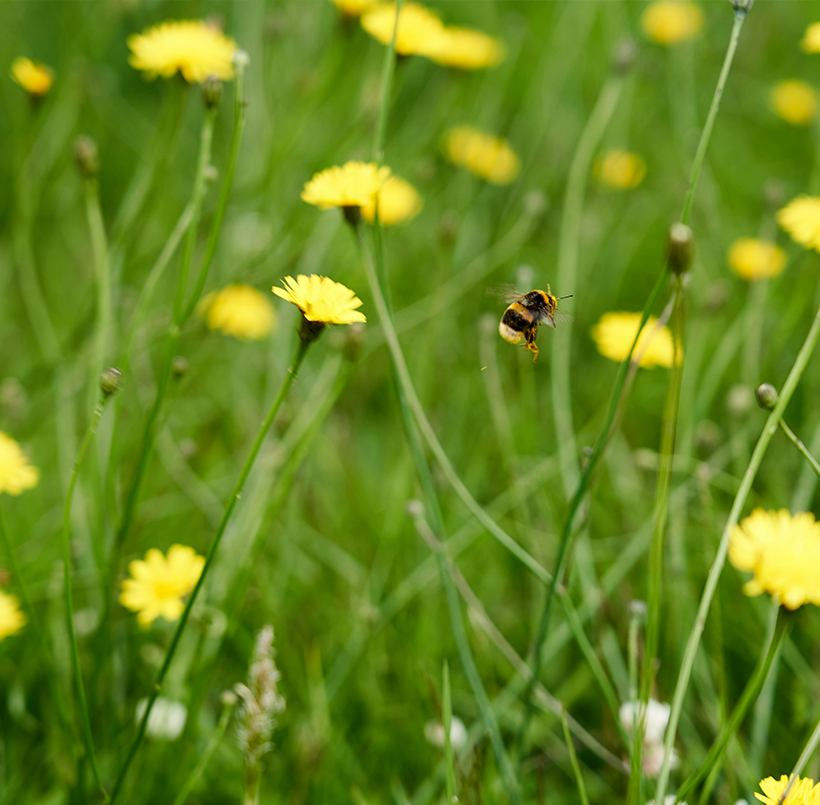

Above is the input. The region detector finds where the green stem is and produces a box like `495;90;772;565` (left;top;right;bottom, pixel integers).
656;300;820;804
561;706;591;805
779;420;820;479
442;660;456;804
62;397;111;802
108;339;310;804
781;710;820;801
372;0;401;165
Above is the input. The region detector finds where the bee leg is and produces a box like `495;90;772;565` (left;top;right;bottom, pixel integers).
524;328;539;362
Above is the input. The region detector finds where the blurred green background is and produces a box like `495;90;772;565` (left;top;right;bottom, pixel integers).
2;1;820;803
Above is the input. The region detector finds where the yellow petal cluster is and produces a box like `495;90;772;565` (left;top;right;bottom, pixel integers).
10;57;53;96
128;20;238;83
0;432;39;496
0;590;25;640
302;161;391;210
595;150;647;190
199;285;276;340
273;275;366;325
728;239;787;282
641;1;704;46
361;175;423;225
591;312;681;369
120;545;205;627
801;23;820;54
730;509;820;610
771;80;818;126
331;0;379;17
778;196;820;252
756;775;820;805
443;126;520;185
425;27;505;70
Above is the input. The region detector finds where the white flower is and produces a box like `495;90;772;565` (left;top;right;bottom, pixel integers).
642;742;679;778
619;698;671;745
424;716;467;749
136;697;187;741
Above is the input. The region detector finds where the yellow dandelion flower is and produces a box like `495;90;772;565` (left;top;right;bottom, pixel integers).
443;126;520;185
641;1;704;46
771;80;818;126
425;27;505;70
756;775;820;805
801;23;820;54
728;238;787;282
120;545;205;627
198;284;276;340
591;312;681;369
331;0;379;17
0;589;25;641
360;2;446;57
273;275;366;325
361;175;423;225
0;432;39;496
778;196;820;252
729;509;820;610
302;161;392;211
595;149;647;190
10;57;53;96
128;20;238;83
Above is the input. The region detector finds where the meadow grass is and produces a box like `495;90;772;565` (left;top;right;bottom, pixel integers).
3;2;820;804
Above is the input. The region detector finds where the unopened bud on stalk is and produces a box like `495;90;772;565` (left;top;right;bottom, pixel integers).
73;135;100;178
100;367;123;398
756;383;779;411
233;50;250;72
612;37;637;74
732;0;754;12
667;222;694;275
201;75;223;109
204;165;219;183
172;356;189;379
629;600;647;620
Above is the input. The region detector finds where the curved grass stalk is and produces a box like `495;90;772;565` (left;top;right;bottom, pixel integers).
778;420;820;479
779;711;820;802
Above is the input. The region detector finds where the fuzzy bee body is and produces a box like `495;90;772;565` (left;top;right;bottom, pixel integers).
497;286;571;362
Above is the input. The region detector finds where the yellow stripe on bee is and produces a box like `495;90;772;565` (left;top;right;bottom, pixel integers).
498;321;523;344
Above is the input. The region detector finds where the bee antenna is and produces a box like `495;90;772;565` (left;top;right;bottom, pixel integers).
557;294;573;300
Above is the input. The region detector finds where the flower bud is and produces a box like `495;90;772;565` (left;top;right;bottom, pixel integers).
298;316;326;344
201;75;223;109
73;135;100;179
756;383;779;411
233;50;250;72
629;600;647;620
172;356;189;379
220;690;239;707
100;367;123;398
612;37;637;74
726;384;754;417
732;0;754;12
204;165;219;183
667;222;694;275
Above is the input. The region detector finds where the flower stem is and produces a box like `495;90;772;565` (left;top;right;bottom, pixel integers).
108;339;310;805
442;660;456;804
561;705;591;805
780;709;820;802
778;420;820;480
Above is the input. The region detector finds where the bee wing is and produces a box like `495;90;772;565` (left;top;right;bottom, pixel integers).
488;283;524;303
552;311;574;326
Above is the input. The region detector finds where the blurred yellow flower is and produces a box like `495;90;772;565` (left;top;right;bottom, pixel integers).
595;150;646;190
10;57;53;96
331;0;378;17
361;2;446;56
778;195;820;251
128;20;238;83
592;312;680;369
0;432;39;496
801;22;820;53
443;126;520;185
361;175;423;225
771;80;818;126
273;275;366;325
426;27;505;70
641;1;704;46
0;590;25;640
302;161;391;210
730;509;820;610
198;285;276;340
728;239;787;281
755;775;820;805
120;545;205;627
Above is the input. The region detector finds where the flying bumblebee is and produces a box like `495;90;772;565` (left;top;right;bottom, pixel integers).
496;285;573;362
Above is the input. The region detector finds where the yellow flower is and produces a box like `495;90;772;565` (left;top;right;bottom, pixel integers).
198;284;276;340
0;590;25;640
361;175;423;225
273;275;366;325
128;20;238;83
443;126;520;185
0;432;39;496
801;23;820;54
756;775;820;805
728;239;787;281
331;0;378;17
302;161;392;211
778;196;820;252
120;545;205;627
771;80;818;126
360;2;446;57
730;509;820;610
641;1;704;46
425;27;505;70
591;312;681;369
11;57;53;96
595;150;647;190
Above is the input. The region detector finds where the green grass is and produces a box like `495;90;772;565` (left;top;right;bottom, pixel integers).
2;1;820;803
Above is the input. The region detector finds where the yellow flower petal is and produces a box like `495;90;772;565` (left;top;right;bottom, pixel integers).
10;57;53;96
756;775;820;805
0;590;26;640
198;284;276;340
273;275;366;325
778;196;820;252
771;80;818;126
331;0;379;17
301;161;391;210
591;312;681;369
641;1;704;46
594;150;647;190
0;432;39;496
801;23;820;54
360;2;446;57
425;27;505;70
360;175;423;226
727;238;787;281
443;126;519;185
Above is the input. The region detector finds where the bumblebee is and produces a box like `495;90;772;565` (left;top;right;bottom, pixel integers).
497;286;572;362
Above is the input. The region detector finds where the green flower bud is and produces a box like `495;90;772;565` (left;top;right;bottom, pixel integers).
756;383;779;411
100;367;123;398
667;222;694;275
201;75;223;109
74;135;100;179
